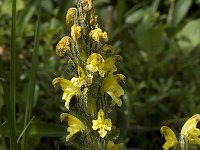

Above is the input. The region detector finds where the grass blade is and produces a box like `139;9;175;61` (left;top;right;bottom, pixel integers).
9;0;17;149
17;116;35;143
21;0;41;149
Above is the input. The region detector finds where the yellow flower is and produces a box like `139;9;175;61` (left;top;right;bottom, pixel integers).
89;25;107;43
160;126;178;150
81;0;92;11
66;8;76;24
102;55;123;75
56;36;71;57
101;74;125;107
86;53;105;75
71;24;81;41
181;114;200;144
87;53;122;77
92;109;112;138
107;141;124;150
52;78;80;109
71;66;93;88
60;113;86;141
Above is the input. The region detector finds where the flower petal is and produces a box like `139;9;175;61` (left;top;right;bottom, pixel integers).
66;8;76;24
52;78;80;109
56;36;71;56
86;53;105;73
101;74;125;106
181;114;200;144
92;120;100;130
89;25;107;42
92;109;112;138
160;126;178;150
60;113;86;141
102;55;123;74
71;24;81;41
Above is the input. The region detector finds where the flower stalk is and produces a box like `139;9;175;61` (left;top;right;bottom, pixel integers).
53;0;124;149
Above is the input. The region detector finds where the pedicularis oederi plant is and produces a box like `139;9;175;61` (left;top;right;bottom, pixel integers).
52;0;124;149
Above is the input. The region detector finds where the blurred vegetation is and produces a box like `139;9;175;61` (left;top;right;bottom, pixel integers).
0;0;200;149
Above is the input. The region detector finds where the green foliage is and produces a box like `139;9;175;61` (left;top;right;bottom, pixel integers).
112;0;200;149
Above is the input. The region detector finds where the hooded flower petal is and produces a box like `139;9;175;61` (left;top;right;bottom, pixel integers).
89;25;107;43
52;78;80;109
160;126;178;150
71;24;81;41
101;74;125;107
181;114;200;145
86;53;105;74
92;109;112;138
56;36;71;56
60;113;86;141
66;8;76;24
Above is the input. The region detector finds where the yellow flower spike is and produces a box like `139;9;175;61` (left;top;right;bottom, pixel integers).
66;8;76;24
56;36;71;57
60;113;86;141
71;66;93;88
107;141;124;150
101;44;115;55
160;126;178;150
86;53;105;74
101;74;125;107
92;109;112;138
81;0;92;11
181;114;200;145
71;24;81;41
52;78;80;109
89;25;107;43
103;55;123;75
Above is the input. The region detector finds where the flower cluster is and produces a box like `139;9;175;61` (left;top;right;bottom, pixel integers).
53;0;124;149
160;114;200;150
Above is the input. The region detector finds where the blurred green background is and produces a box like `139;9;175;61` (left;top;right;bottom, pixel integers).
0;0;200;149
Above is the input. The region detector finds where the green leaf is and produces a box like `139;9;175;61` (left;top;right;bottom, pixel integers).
176;19;200;53
135;23;165;52
9;0;18;148
0;122;66;137
172;0;192;25
30;122;66;137
125;9;145;24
